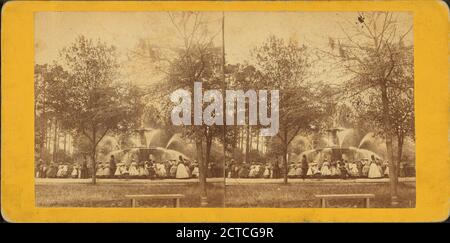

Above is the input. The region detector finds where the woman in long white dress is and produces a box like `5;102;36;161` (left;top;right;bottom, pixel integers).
114;163;124;177
321;161;331;177
176;162;190;179
368;161;382;178
128;161;140;177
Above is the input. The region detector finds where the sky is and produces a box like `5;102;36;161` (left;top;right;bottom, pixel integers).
35;11;413;86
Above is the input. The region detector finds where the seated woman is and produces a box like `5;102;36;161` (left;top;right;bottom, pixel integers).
320;160;331;178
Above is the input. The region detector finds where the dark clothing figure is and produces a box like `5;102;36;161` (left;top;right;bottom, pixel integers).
109;156;116;178
272;162;280;179
80;159;88;179
301;156;308;179
339;163;348;179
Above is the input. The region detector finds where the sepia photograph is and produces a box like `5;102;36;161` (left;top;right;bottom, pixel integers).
34;11;415;208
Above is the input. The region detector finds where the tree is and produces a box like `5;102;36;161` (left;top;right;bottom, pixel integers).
35;63;71;162
328;12;413;204
252;36;330;184
51;36;141;184
131;12;223;205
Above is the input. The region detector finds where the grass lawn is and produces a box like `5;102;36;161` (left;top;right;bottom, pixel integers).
36;183;224;208
36;181;415;208
225;182;416;208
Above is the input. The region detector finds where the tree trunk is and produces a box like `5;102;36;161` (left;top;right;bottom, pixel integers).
196;138;207;206
46;119;51;150
381;83;398;205
245;125;250;162
396;135;404;181
206;132;212;176
283;145;288;184
91;128;97;185
52;118;58;162
256;128;260;152
232;125;238;159
63;132;67;161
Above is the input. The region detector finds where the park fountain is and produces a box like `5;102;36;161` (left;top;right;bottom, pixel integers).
105;127;192;164
298;128;383;163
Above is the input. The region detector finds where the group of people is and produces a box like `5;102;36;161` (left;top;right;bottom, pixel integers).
109;156;197;179
35;155;224;180
225;155;390;179
36;159;90;179
36;154;398;180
